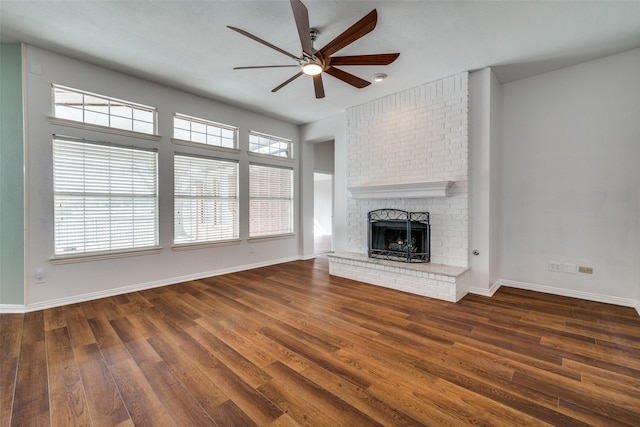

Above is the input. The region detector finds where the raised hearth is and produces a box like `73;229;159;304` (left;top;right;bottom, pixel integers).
328;252;469;302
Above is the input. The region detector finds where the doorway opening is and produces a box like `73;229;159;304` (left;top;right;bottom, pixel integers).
314;172;333;254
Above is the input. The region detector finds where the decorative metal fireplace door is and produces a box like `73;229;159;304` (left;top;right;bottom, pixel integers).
368;209;430;263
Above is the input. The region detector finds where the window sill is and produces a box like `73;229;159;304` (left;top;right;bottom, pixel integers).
50;246;163;265
48;117;161;141
247;233;295;243
171;138;241;155
172;239;241;251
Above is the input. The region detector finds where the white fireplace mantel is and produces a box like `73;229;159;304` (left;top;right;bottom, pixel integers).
348;181;454;199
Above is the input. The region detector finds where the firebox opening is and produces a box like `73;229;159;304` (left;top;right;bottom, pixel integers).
368;209;430;263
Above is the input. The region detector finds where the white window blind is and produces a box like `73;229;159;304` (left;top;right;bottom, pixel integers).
249;164;293;237
53;137;158;256
173;114;237;149
174;154;239;244
249;131;292;158
53;85;157;135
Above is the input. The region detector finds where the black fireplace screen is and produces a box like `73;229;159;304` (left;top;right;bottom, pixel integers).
368;209;430;263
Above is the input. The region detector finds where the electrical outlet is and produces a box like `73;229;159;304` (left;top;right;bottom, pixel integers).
549;261;562;272
35;268;45;284
249;245;255;253
578;266;593;274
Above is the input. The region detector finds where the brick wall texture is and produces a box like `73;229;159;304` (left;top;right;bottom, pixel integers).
345;72;469;267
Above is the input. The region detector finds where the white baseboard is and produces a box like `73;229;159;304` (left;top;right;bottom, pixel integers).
0;304;28;314
468;280;501;297
493;279;640;313
0;255;302;314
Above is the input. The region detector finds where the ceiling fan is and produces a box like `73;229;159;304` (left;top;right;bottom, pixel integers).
228;0;400;99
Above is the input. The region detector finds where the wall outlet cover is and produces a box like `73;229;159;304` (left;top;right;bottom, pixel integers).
549;261;562;272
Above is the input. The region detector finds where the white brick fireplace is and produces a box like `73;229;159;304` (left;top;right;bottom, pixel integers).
328;72;471;302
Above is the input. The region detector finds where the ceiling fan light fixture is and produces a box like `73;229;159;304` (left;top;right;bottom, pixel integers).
302;61;323;76
372;73;387;83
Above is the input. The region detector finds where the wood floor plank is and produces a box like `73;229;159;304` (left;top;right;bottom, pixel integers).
44;306;67;332
73;342;132;426
3;256;640;426
107;357;176;427
513;368;640;422
177;334;284;425
63;304;98;348
0;314;23;426
187;321;273;388
262;360;382;427
11;312;49;427
85;316;132;367
147;335;230;413
212;399;260;427
219;316;313;374
45;327;92;426
298;360;426;427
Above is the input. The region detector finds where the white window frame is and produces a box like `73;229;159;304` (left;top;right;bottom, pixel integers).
51;84;158;137
52;136;159;262
173;113;238;150
249;163;294;239
248;131;293;159
173;153;240;248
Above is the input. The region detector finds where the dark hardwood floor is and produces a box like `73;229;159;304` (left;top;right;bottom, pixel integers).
2;256;640;426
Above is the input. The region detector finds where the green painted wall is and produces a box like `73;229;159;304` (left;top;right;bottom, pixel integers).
0;43;25;305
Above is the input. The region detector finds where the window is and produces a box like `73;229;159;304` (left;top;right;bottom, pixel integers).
174;154;239;245
53;137;158;257
53;85;157;135
249;164;293;237
249;131;292;158
174;114;237;149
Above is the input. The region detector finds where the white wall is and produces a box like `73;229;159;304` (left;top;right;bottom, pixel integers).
314;140;334;173
313;174;333;236
24;45;301;308
313;142;334;238
468;67;503;294
500;48;640;303
301;113;347;252
489;70;502;287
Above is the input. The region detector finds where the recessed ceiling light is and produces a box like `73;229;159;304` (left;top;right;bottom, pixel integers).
371;73;387;83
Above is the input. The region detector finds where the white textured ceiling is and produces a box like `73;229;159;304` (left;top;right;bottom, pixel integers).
2;1;640;125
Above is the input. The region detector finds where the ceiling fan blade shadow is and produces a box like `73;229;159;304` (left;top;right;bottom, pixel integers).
330;53;399;66
272;72;304;92
324;67;370;88
234;65;299;70
290;0;312;56
228;26;300;61
318;9;377;58
313;74;325;99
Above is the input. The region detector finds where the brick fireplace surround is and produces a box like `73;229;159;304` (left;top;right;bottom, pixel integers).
329;72;470;302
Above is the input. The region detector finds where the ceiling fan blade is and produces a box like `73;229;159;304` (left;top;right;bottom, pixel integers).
329;53;399;66
290;0;312;56
318;9;377;58
324;66;371;89
272;72;304;93
234;65;299;70
313;74;325;99
228;26;300;61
